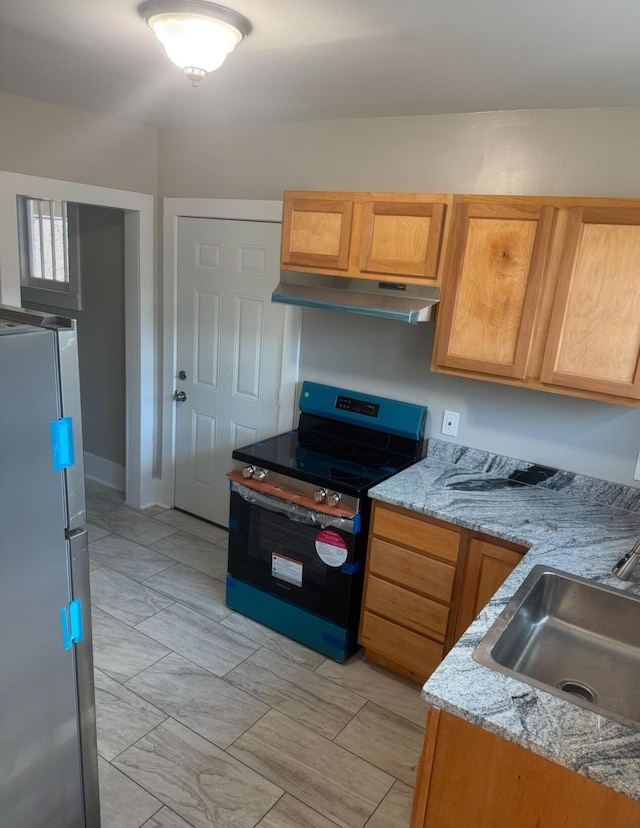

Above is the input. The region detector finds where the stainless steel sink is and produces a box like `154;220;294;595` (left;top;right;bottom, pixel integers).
473;565;640;730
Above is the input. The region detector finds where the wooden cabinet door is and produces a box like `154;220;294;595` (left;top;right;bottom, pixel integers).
434;198;556;378
280;195;353;271
359;199;447;281
540;206;640;399
455;538;524;640
414;710;640;828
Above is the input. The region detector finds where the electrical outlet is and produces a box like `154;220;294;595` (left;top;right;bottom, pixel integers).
442;410;460;437
634;452;640;482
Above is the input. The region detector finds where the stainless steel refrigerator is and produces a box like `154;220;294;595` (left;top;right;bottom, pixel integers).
0;305;100;827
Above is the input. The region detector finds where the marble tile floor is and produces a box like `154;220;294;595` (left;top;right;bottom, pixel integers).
87;482;427;828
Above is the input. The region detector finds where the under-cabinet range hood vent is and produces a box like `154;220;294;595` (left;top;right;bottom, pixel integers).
272;271;440;324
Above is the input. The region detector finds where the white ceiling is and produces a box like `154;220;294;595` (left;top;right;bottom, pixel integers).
2;0;640;129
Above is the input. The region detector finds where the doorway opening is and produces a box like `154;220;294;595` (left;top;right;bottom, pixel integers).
19;202;127;492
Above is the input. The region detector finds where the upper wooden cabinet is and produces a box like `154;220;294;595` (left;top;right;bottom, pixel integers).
434;197;556;379
540;206;640;400
280;191;452;284
280;195;354;272
432;194;640;406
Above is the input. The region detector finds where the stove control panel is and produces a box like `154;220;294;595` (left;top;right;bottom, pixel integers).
314;488;327;504
242;465;267;481
335;395;380;419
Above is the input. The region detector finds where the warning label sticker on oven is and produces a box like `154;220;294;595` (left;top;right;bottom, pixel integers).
315;529;348;567
272;553;303;587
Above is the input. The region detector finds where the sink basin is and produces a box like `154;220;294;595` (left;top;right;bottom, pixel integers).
473;565;640;730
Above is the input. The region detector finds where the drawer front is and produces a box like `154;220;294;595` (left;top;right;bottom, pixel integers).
372;507;459;563
369;537;456;603
360;611;444;681
365;575;449;640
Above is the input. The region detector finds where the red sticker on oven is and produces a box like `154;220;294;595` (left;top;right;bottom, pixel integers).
315;529;348;567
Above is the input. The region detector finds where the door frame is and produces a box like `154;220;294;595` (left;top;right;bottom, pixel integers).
0;170;155;509
161;198;301;510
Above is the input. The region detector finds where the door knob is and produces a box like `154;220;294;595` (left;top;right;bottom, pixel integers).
173;390;187;402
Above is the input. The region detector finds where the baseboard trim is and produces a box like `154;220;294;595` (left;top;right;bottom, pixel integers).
84;452;125;493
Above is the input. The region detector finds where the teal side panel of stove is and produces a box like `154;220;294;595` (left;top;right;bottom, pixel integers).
225;575;356;662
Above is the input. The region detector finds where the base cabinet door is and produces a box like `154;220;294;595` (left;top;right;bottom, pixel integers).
412;709;640;828
455;538;524;640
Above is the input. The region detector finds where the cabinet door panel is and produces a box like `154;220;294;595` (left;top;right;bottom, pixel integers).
541;207;640;398
360;611;444;682
435;200;555;378
369;537;457;604
372;506;460;564
281;198;353;270
418;711;640;828
366;574;449;640
359;201;446;280
455;539;524;640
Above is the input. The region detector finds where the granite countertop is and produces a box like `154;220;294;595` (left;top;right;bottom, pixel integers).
368;443;640;802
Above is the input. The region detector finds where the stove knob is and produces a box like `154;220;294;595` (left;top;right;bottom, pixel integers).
242;465;256;479
253;468;267;481
327;491;341;507
314;488;327;503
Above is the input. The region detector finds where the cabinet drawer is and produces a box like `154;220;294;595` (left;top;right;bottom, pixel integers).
369;537;456;603
360;611;444;681
372;507;459;563
365;575;449;640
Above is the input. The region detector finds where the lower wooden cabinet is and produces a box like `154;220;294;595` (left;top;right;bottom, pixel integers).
411;709;640;828
358;502;526;683
358;504;461;683
454;538;525;640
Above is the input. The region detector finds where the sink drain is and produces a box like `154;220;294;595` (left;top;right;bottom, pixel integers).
556;679;598;704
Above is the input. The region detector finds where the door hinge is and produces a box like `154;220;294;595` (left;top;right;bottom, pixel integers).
60;598;84;650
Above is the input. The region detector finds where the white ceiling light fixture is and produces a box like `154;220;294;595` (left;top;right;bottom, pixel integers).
137;0;252;86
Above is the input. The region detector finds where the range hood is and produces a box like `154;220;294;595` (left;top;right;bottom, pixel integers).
272;271;440;324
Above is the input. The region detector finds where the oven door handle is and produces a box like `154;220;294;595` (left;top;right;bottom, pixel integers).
231;481;360;534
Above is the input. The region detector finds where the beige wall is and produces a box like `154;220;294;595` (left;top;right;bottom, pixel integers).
157;107;640;200
159;107;640;488
3;93;639;487
0;92;158;194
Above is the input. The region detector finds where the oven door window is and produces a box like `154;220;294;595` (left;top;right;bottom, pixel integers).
228;490;364;628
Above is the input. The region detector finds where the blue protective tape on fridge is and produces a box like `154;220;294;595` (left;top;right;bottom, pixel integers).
340;560;362;575
228;519;238;531
60;598;84;650
69;598;84;645
60;607;72;650
225;575;356;661
50;417;75;471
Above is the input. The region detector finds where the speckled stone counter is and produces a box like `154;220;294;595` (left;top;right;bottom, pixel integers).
368;448;640;802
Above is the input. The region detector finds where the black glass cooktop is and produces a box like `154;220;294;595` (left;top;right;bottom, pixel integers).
233;413;424;496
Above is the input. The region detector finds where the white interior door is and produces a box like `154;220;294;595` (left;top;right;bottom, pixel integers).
174;217;294;526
